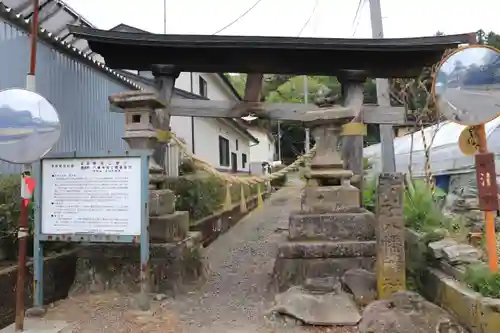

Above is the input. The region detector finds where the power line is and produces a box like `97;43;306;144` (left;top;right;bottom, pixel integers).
212;0;264;35
351;0;367;37
297;0;319;37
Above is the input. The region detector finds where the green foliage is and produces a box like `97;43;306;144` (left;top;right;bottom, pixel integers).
362;177;457;234
477;29;500;49
0;175;34;238
464;263;500;298
165;175;263;222
362;177;377;213
179;158;196;175
403;180;448;232
270;166;287;188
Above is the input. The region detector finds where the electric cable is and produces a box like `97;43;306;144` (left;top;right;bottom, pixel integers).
351;0;367;36
212;0;264;35
297;0;319;37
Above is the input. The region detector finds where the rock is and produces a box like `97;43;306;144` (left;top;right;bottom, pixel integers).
428;239;459;259
471;218;500;233
341;268;377;306
359;291;466;333
303;276;342;294
273;286;361;326
154;293;167;301
25;306;47;317
441;244;481;265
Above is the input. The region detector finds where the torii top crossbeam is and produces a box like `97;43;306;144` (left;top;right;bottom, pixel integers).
69;26;474;78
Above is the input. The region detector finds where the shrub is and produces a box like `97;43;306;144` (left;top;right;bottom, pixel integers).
270;165;287;188
0;175;34;238
465;263;500;298
403;179;449;232
165;174;264;222
179;158;196;175
362;177;377;213
362;176;457;233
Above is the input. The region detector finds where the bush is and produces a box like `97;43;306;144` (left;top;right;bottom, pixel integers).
270;165;287;187
165;175;265;222
0;175;34;238
362;176;457;233
465;263;500;298
362;177;377;213
179;158;196;175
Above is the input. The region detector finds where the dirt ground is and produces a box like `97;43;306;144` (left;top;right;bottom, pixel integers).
44;182;358;333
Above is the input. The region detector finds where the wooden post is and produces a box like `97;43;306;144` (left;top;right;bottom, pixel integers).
152;64;179;170
339;71;366;204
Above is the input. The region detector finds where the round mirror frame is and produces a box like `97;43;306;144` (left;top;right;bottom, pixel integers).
432;44;500;126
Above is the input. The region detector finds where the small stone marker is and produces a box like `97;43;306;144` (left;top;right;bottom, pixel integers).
376;173;406;299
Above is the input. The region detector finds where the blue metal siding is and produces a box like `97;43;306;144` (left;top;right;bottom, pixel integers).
0;18;128;173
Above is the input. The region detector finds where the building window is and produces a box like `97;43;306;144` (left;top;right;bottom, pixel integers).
236;139;239;151
199;76;207;97
242;153;247;168
219;136;230;166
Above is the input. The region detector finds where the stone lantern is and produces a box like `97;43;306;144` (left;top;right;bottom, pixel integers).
110;90;165;170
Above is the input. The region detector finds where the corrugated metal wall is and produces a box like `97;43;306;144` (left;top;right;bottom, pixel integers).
0;18;129;173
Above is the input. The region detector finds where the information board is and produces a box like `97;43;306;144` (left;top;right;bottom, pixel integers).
40;156;142;235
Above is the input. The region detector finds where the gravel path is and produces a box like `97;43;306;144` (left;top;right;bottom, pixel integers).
162;183;356;333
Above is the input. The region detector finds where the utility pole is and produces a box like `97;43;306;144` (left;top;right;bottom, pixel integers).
304;75;310;154
277;121;282;162
163;0;167;33
369;0;396;172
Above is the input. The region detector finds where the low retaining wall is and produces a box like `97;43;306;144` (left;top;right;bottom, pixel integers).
0;250;77;329
406;228;500;333
191;193;271;247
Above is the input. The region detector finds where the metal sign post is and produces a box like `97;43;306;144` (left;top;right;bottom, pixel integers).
31;150;151;309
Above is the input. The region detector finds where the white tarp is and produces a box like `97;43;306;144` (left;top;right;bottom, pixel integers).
365;117;500;176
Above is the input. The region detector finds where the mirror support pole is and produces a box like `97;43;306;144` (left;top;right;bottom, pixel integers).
151;64;180;172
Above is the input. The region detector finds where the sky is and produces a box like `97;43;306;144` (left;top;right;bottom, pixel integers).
63;0;500;38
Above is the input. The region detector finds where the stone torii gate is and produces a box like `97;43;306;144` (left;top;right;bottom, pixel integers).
70;26;474;310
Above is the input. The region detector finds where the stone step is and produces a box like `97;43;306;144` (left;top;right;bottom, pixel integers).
277;240;376;259
273;256;376;292
289;211;375;241
150;211;189;243
149;189;176;216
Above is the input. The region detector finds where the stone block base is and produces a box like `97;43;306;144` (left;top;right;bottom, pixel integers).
272;256;375;292
150;211;189;242
289;210;376;241
303;185;360;212
70;232;205;296
149;189;176;216
277;240;376;259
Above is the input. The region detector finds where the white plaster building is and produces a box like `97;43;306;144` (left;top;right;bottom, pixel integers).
247;127;277;164
170;72;258;173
